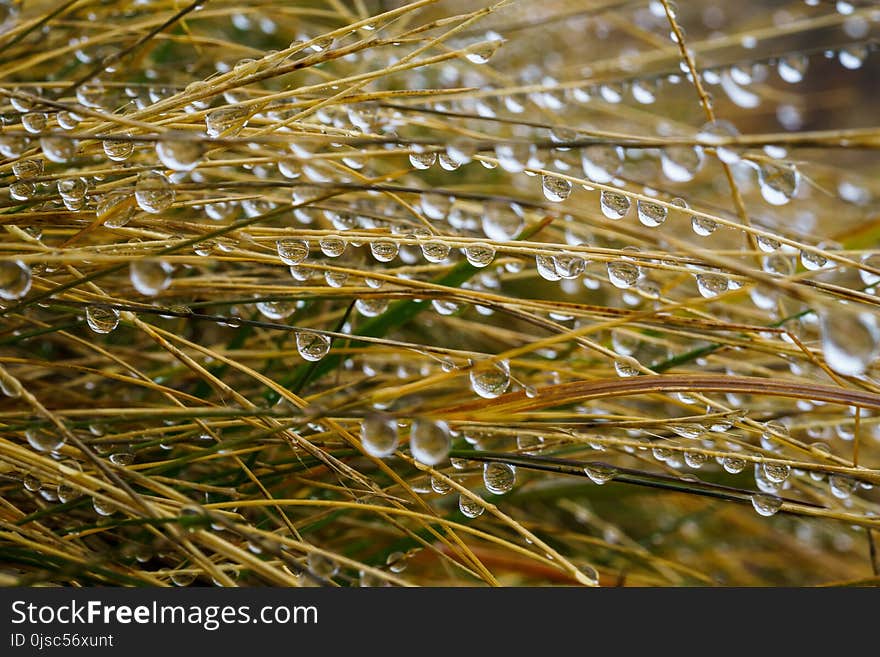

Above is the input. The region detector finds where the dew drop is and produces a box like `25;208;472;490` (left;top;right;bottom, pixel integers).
757;162;799;206
750;493;782;517
409;151;436;170
469;360;511;399
599;190;631;220
135;171;175;213
276;239;309;265
25;428;65;453
0;260;32;300
607;260;640;289
86;305;120;334
542;174;572;202
458;494;485;518
103;138;134;162
156;135;203;171
430;476;452;494
410;419;451;466
296;331;331;362
483;462;516;494
695;272;729;298
722;456;747;474
828;475;858;500
370;239;399;263
205;106;249;137
360;413;399;458
819;304;880;376
762;462;791;484
129;259;172;296
691;215;718;237
421;240;450;263
660;146;704;183
778;54;808;83
463;243;496;268
636;199;668;227
319;236;346;258
308;553;339;578
464;38;503;65
584;464;617;485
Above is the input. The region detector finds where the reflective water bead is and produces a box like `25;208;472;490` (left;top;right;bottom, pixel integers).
409;151;436;170
692;215;717;237
838;44;867;70
129;260;172;296
296;331;332;361
205;106;249;137
135;171;175;213
0;260;32;300
607;260;640;289
463;243;495;268
542;174;572;202
722;455;747;474
483;462;516;494
599;190;631;220
584;464;617;485
12;158;43;179
464;38;503;65
103;137;134;162
276;239;309;265
409;419;451;466
421;240;450;263
308;553;339;579
156;135;203;171
536;255;561;281
636;199;667;227
370;239;398;262
613;359;640;377
430;476;452;494
660;146;704;182
86;305;120;334
751;493;782;517
360;413;399;458
40;136;77;163
355;297;388;317
828;475;858;500
757;162;799;206
762;462;791;484
319;236;346;257
778;54;809;83
469;360;511;399
695;272;729;298
256;300;296;320
819;304;880;376
25;428;65;453
800;249;828;271
481;204;524;240
696;119;741;164
456;492;487;520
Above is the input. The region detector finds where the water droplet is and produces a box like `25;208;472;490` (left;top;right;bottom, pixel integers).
130;259;172;296
469;360;511;399
109;450;135;466
584;464;617;485
696;119;741;164
386;551;408;573
355;297;389;317
695;272;729;298
463;243;495;268
25;428;65;453
21;112;47;134
256;300;296;320
607;261;639;289
409;151;436;170
758;162;799;206
542;174;572;202
599;190;631;220
0;260;32;300
92;497;116;517
691;215;717;237
409;419;451;466
819;304;880;376
684;452;707;469
800;250;828;271
319;235;346;257
421;240;450;263
762;462;791;484
276;239;309;265
614;359;640;377
370;239;398;262
553;253;585;279
838;44;867;70
103;137;134;162
296;331;331;361
464;38;503;65
156;135;203;171
97;191;135;228
360;413;399;458
458;494;485;518
483;462;516;494
828;475;858;500
778;54;808;83
308;553;339;578
722;456;747;474
660;146;704;182
40;136;76;163
205;106;249;137
750;493;782;517
135;171;175;213
859;253;880;286
430;476;452;494
12;158;43;179
482;204;524;240
636;199;668;227
536;255;561;281
86;305;120;334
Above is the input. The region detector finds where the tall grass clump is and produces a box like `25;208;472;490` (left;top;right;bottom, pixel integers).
0;0;879;587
